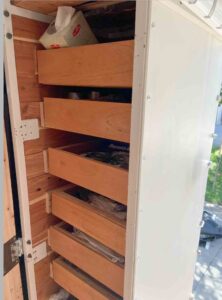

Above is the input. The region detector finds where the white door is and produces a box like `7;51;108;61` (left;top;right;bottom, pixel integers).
125;1;222;299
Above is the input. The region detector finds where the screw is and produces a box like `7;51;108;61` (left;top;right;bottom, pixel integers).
27;253;32;258
6;32;12;39
4;10;10;17
26;240;31;245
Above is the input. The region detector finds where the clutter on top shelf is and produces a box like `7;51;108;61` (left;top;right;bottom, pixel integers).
39;6;97;49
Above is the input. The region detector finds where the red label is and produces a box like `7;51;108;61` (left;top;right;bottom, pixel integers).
50;44;60;49
72;24;81;37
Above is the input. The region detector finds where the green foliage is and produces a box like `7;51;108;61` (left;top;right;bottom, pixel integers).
205;147;222;205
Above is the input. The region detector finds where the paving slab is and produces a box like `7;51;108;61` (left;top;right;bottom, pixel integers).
193;204;222;300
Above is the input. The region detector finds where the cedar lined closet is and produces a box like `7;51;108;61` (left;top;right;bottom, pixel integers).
10;1;136;299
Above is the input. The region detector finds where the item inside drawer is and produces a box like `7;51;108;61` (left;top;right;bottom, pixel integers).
61;223;125;267
51;188;126;255
48;141;129;205
52;257;122;300
66;186;127;221
71;141;129;169
81;150;129;170
50;223;124;295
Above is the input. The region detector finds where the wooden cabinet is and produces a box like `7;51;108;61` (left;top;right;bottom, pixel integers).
37;40;134;88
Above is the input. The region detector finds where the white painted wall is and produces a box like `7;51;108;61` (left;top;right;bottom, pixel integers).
125;1;222;299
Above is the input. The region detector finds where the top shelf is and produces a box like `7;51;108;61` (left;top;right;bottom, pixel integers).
37;40;134;88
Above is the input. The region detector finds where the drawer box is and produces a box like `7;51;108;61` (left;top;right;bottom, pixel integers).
49;224;124;296
51;187;126;255
44;98;131;143
37;40;134;88
52;257;122;300
48;142;128;205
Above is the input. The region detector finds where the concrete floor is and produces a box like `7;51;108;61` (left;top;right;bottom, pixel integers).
193;204;222;300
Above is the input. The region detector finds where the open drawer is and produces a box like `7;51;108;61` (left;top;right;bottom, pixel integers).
37;40;134;88
52;257;122;300
44;98;131;143
49;224;124;296
51;186;126;255
48;142;128;205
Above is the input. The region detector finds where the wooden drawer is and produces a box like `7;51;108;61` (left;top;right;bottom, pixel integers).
48;143;128;205
52;257;122;300
51;187;126;255
44;98;131;143
49;224;124;296
37;40;134;88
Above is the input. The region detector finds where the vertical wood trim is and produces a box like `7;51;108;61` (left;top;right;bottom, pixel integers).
124;1;151;299
4;129;16;243
4;2;38;298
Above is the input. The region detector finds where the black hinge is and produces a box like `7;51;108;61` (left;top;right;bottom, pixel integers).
4;236;23;275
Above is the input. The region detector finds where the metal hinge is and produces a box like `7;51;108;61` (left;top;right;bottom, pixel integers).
14;119;39;141
11;238;23;262
4;237;23;275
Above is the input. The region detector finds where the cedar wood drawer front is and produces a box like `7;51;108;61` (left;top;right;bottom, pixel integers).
48;148;128;205
37;40;134;88
51;190;126;255
49;226;124;296
44;98;131;143
52;258;122;300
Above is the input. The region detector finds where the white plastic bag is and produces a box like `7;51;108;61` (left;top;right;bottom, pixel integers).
39;6;97;49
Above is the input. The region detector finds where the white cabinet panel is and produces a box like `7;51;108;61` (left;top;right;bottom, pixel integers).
127;1;222;299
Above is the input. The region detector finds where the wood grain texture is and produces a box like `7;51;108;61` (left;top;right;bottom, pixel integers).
52;258;121;300
52;190;126;255
30;198;58;245
35;254;59;300
12;15;48;40
25;152;45;179
14;40;41;103
44;98;131;142
27;173;66;201
14;40;39;76
3;131;22;300
11;1;126;14
38;40;134;88
50;225;124;295
13;40;55;103
20;102;41;121
24;128;86;156
4;131;16;243
4;265;23;300
48;147;128;205
12;1;87;14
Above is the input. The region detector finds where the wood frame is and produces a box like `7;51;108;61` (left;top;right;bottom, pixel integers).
37;40;134;88
52;258;122;300
44;98;131;143
4;1;39;298
48;146;128;205
125;1;222;300
49;224;124;295
51;188;126;255
4;129;23;300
